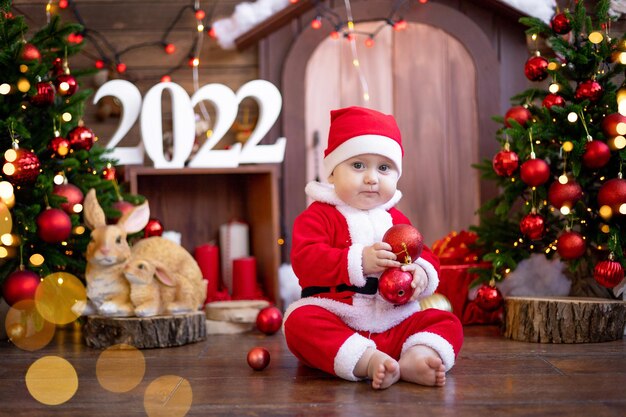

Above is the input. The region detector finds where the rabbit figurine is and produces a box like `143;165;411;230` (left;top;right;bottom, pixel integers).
126;237;207;315
123;258;177;317
74;189;150;317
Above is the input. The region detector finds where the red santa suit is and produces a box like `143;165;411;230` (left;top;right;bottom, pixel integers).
284;182;464;381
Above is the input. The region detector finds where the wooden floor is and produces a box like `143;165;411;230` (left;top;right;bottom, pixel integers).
0;324;625;417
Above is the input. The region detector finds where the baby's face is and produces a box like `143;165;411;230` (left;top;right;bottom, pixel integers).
329;154;399;210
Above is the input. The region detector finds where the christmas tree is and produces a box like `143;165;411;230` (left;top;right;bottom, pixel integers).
473;0;626;298
0;0;141;303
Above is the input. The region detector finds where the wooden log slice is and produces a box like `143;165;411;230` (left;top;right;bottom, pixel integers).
504;296;626;343
205;300;269;323
83;311;206;349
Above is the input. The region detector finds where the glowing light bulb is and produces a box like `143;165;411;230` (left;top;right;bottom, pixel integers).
0;181;13;199
560;206;571;215
365;37;374;48
164;43;176;54
160;75;172;83
588;31;603;44
311;17;322;30
558;174;568;184
567;112;578;122
116;63;127;73
17;78;30;92
599;205;612;220
29;253;44;266
197;24;204;32
562;141;574;152
53;174;65;185
195;9;206;20
95;59;105;69
0;83;10;95
549;83;559;93
547;61;558;71
62;112;72;122
330;31;340;40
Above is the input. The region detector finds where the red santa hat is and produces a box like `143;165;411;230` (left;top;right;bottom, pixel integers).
323;106;403;179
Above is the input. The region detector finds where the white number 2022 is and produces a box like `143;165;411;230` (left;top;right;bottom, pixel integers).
93;79;286;168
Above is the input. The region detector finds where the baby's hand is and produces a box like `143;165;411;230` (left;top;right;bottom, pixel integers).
400;263;428;300
362;242;402;275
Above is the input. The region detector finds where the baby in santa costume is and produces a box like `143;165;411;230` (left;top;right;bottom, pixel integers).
283;106;463;389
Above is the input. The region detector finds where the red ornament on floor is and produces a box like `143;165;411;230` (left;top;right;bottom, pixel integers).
53;183;84;214
582;140;611;169
378;267;414;305
475;284;503;312
256;306;283;335
524;55;549;82
382;224;423;264
504;106;531;127
593;256;624;288
2;269;41;306
556;231;586;260
247;347;270;371
520;158;550;186
492;149;519;177
36;208;72;243
520;212;545;240
144;218;164;238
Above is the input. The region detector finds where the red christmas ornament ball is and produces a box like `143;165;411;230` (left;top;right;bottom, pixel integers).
520;213;545;240
52;57;65;76
475;284;503;312
601;113;626;137
551;12;571;34
53;183;84;214
378;267;415;305
3;148;40;186
48;136;71;157
31;81;55;106
36;208;72;243
593;259;624;288
520;158;550;187
556;231;586;260
574;80;603;102
582;140;611;169
492;149;519;176
256;306;283;335
542;93;565;109
68;126;96;151
2;269;41;306
524;55;549;82
109;200;135;223
548;180;582;209
382;224;424;264
504;106;531;128
102;166;117;181
247;347;270;371
20;43;41;62
144;218;164;238
597;178;626;215
54;73;79;97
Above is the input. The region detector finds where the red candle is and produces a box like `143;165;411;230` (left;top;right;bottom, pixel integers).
232;257;257;300
194;243;220;303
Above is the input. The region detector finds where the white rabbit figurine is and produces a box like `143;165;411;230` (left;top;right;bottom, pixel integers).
126;237;207;315
74;189;150;317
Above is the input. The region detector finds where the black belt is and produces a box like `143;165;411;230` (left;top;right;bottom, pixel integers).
301;277;379;298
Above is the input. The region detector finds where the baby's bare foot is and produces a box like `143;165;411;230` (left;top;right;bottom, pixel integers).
368;354;400;390
399;345;446;387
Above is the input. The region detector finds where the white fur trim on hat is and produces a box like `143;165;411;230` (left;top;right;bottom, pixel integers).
334;333;376;381
401;331;456;372
323;134;403;180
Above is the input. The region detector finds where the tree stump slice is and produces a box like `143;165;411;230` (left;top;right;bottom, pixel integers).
504;296;626;343
83;312;206;349
205;300;269;323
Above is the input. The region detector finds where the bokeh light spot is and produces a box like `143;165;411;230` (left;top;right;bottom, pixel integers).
0;202;12;235
25;356;78;405
5;300;55;351
97;344;146;393
35;272;86;325
144;375;193;417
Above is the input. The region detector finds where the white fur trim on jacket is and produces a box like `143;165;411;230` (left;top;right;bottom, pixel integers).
401;331;456;372
414;257;439;299
347;244;366;287
334;333;376;381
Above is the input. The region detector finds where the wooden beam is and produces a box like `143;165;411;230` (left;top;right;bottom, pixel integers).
234;0;316;51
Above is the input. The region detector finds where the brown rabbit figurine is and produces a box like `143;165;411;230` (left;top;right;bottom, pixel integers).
123;258;177;317
74;189;150;317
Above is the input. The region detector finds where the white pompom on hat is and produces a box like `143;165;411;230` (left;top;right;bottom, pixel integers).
323;106;404;180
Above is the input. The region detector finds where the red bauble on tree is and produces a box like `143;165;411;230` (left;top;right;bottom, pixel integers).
520;158;550;186
574;80;603;102
109;200;135;223
378;267;415;305
475;284;503;312
144;218;164;238
68;126;96;151
48;135;70;157
53;183;84;214
2;147;40;186
247;347;270;371
20;43;41;62
550;12;571;34
31;81;55;106
492;146;519;177
597;178;626;215
504;106;531;127
36;208;72;243
382;224;423;264
593;255;624;288
256;306;283;335
582;140;611;169
542;93;565;109
548;179;582;209
524;55;549;82
556;231;586;260
102;166;117;181
520;212;545;240
2;269;41;306
54;73;79;97
601;113;626;137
